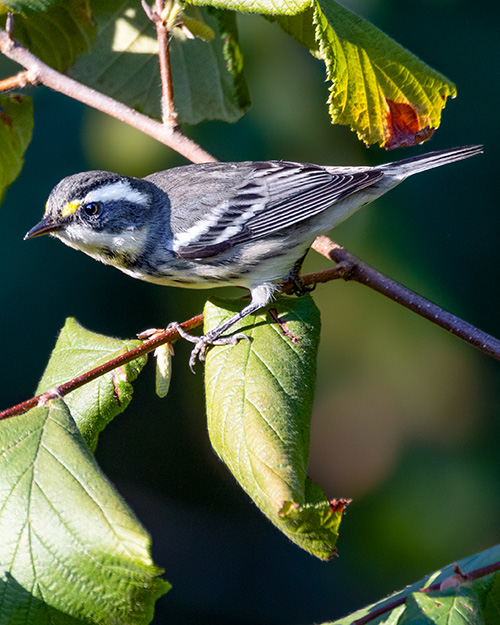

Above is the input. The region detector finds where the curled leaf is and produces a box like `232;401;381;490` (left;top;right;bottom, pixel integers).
204;295;346;560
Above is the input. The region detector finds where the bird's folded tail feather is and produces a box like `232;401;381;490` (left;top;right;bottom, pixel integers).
380;145;483;179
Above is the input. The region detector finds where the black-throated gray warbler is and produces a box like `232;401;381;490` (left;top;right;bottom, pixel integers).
26;145;482;368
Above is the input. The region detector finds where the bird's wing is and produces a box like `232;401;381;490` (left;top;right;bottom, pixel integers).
172;161;383;259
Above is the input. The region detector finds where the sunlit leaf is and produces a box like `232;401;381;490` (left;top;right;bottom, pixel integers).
404;589;483;625
204;295;347;560
313;0;456;148
155;342;173;398
0;399;169;624
36;317;147;451
184;0;310;15
69;0;250;123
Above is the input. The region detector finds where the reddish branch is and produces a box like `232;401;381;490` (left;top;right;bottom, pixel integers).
0;314;203;421
351;560;500;625
2;243;500;420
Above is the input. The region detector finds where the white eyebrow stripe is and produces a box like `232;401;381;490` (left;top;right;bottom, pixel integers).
83;181;149;206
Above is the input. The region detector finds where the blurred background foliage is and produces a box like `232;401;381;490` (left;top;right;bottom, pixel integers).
1;0;498;623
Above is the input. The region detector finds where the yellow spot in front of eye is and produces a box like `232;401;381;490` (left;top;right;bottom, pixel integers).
61;201;81;217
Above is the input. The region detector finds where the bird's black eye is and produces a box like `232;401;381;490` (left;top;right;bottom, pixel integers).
83;202;101;216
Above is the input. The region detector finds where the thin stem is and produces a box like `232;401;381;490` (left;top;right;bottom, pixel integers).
0;69;32;92
155;0;178;125
0;29;215;164
142;0;178;125
312;236;500;362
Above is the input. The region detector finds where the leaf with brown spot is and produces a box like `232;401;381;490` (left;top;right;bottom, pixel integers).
385;99;436;149
268;0;457;148
312;0;456;148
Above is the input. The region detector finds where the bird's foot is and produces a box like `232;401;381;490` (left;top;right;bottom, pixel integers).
168;322;251;373
284;253;315;297
290;275;316;297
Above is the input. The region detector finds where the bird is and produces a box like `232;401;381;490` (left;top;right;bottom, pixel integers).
25;144;483;370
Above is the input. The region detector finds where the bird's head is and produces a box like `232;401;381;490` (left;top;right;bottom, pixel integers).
25;171;156;266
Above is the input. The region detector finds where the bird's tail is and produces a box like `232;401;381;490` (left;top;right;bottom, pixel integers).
381;144;483;178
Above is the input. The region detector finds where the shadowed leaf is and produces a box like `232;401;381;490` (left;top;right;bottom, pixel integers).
0;399;169;624
3;0;97;72
0;94;32;203
69;0;250;123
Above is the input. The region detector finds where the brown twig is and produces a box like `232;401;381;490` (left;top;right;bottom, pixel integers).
141;0;178;125
312;236;500;362
0;69;33;92
0;314;203;421
0;29;215;164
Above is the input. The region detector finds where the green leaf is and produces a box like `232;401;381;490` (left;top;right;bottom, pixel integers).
327;545;500;624
3;0;97;72
184;0;310;16
312;0;456;148
0;399;169;624
69;0;250;124
36;317;147;451
204;294;346;560
0;0;62;14
482;573;500;625
403;589;484;625
0;94;33;202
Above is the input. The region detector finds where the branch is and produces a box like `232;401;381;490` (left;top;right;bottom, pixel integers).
351;560;500;625
312;236;500;362
0;29;215;164
0;314;204;421
4;239;498;421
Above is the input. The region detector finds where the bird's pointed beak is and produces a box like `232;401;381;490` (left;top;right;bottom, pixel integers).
24;215;61;240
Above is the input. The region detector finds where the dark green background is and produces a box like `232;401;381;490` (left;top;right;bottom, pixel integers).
1;0;498;623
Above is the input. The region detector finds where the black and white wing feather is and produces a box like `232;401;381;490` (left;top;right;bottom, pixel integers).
149;161;383;260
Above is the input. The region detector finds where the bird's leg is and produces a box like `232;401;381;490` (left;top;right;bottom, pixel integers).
285;249;315;296
169;299;262;372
